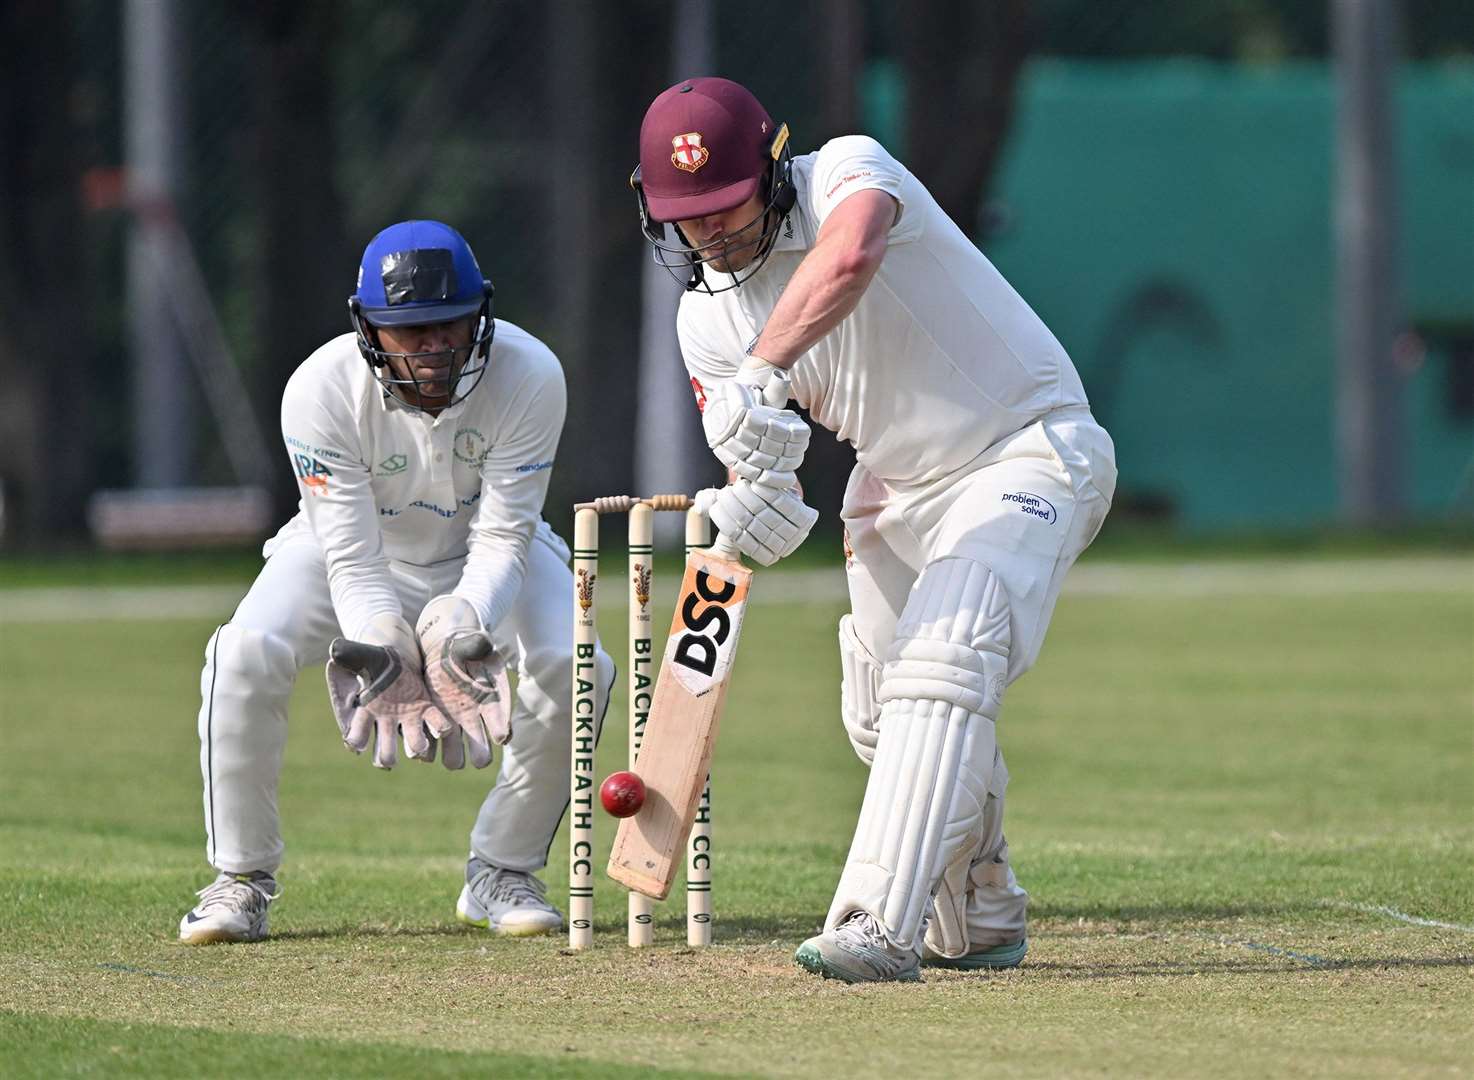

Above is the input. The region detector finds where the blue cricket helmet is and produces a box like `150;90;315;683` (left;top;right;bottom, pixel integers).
352;219;489;325
348;220;496;411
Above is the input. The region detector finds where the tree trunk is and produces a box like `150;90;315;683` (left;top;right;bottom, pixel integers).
902;0;1034;238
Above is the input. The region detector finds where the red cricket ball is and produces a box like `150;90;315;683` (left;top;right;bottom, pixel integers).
600;770;646;818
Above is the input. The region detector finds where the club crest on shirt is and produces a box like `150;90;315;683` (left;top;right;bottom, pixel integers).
376;453;408;476
671;132;709;173
690;376;707;413
453;427;489;466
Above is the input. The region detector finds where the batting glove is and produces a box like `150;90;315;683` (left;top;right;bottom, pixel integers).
698;479;819;567
701;359;810;489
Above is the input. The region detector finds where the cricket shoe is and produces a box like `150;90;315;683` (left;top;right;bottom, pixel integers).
793;911;921;983
922;937;1028;970
456;858;562;936
179;871;280;944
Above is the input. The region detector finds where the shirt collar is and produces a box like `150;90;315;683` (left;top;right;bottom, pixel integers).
770;208;805;253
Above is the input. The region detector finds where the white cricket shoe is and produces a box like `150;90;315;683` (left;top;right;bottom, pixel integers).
456;858;562;936
793;911;921;983
179;871;280;944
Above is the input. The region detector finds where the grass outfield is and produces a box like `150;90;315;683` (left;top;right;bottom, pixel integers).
1;553;1471;1077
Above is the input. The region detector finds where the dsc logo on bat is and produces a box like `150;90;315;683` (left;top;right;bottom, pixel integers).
668;567;747;697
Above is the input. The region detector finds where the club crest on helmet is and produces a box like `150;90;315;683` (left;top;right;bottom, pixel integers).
671;132;709;173
633;78;797;294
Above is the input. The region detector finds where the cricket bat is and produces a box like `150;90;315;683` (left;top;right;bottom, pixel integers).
607;535;751;900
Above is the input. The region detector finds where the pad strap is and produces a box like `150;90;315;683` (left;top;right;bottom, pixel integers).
838;614;884;765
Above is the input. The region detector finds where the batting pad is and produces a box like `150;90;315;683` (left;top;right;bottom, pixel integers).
825;558;1011;949
838;614;884;766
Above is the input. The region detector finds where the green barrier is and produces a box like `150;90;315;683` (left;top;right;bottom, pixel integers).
880;60;1474;528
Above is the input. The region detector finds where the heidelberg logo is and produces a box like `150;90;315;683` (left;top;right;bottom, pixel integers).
671;132;709;173
1002;491;1057;524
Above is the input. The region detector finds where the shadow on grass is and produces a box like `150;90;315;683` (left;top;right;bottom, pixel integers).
1021;954;1474;980
268;923;476;942
685;915;823;942
1035;900;1345;923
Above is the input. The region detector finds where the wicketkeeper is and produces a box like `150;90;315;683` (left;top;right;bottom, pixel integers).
633;78;1117;981
180;220;614;944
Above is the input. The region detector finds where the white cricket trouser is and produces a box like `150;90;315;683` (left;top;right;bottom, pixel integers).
197;519;613;876
839;405;1116;942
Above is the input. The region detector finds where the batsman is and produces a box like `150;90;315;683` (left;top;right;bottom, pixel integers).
632;78;1117;981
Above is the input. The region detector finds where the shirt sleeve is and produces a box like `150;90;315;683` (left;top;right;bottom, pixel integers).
809;135;923;244
453;355;566;632
280;365;403;639
676;297;741;417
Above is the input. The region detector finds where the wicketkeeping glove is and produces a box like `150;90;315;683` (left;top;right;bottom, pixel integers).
325;614;450;770
701;358;810;489
416;595;511;770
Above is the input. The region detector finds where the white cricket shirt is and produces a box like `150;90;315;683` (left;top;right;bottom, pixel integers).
273;321;564;639
677;135;1089;487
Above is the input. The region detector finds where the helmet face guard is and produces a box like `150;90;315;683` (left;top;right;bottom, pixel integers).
631;123;796;294
348;286;495;412
348;221;496;411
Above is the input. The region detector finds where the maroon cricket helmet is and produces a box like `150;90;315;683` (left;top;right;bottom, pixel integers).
638;77;778;223
632;77;796;293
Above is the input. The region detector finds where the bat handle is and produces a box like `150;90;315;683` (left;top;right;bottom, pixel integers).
709;532;742;561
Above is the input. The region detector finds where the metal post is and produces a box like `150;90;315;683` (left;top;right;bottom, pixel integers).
1334;0;1403;524
124;0;190;487
634;1;717;543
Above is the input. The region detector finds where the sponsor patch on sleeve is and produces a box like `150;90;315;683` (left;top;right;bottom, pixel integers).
293;453;333;494
690;376;707;413
825;168;875;200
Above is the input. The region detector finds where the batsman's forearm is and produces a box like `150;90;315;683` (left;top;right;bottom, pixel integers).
751;188;893;368
751;253;875;369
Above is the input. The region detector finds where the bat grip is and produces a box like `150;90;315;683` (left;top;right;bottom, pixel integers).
709;532;742;561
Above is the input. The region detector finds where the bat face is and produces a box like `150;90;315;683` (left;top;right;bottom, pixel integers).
668;563;745;693
607;548;751;899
